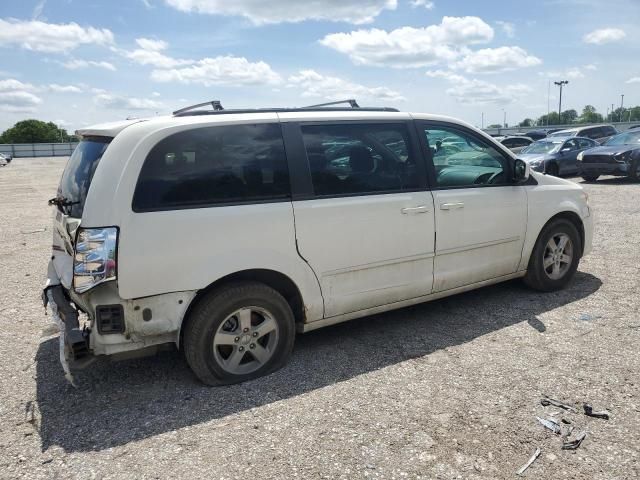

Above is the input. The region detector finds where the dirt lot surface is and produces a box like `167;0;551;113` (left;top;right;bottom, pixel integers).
0;157;638;479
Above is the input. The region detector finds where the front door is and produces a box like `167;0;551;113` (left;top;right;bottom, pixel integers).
417;122;527;292
290;121;436;317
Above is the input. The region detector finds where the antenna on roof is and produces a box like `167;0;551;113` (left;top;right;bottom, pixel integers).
303;99;360;108
173;100;224;116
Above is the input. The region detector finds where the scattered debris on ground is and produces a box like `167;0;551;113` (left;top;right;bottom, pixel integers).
540;395;577;412
516;447;541;476
584;403;611;420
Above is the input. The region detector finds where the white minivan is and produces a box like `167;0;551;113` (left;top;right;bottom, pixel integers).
44;100;593;385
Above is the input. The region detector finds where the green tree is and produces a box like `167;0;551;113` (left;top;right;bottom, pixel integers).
487;123;503;129
519;118;533;127
580;105;603;124
0;119;72;143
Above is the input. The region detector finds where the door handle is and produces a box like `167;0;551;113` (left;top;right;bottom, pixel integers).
400;205;430;214
440;202;465;210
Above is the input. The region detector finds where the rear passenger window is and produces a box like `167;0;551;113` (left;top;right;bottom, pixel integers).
301;123;419;196
133;124;290;211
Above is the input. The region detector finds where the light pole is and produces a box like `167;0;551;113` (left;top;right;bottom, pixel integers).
620;94;624;122
554;80;569;124
481;112;484;129
502;108;507;128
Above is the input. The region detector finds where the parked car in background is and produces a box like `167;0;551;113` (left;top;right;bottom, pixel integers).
0;156;7;167
577;129;640;181
518;136;598;176
521;130;548;141
43;100;593;386
500;136;533;153
626;124;640;131
549;125;618;144
0;153;11;163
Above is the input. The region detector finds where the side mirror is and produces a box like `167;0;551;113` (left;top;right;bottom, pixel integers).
514;158;530;183
560;147;571;154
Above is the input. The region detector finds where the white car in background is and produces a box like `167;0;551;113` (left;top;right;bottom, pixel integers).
44;100;593;386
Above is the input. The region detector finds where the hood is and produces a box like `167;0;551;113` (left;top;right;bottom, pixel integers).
583;145;638;156
518;153;552;163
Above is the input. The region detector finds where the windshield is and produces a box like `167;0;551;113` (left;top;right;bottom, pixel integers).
521;141;562;154
604;131;640;146
58;136;111;218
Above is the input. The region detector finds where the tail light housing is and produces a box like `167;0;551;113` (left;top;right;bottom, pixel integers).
73;227;118;293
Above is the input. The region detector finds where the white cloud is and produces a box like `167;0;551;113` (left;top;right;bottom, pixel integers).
150;56;281;86
140;0;153;8
539;64;595;80
495;21;515;38
164;0;397;24
426;69;531;105
410;0;434;9
0;78;42;112
583;28;626;45
454;46;541;73
94;93;163;111
626;77;640;84
321;16;494;68
0;19;114;53
123;38;192;68
61;59;116;71
32;0;46;20
135;38;168;51
48;84;82;93
288;69;404;102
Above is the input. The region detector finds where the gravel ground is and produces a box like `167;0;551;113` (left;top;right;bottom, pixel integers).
0;157;638;479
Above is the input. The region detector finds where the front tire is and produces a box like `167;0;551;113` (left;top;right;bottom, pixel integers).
183;282;295;386
524;219;581;292
581;174;599;182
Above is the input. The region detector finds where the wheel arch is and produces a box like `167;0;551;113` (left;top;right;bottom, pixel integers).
178;269;306;349
538;211;585;257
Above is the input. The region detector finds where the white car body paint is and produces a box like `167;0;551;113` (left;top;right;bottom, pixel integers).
46;110;593;357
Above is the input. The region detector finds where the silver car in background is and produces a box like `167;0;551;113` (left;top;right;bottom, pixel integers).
518;136;598;176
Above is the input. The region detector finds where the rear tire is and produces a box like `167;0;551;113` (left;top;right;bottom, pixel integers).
545;163;559;177
581;174;599;182
524;218;581;292
183;282;295;386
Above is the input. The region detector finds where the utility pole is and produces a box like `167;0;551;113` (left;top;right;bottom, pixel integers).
620;94;624;122
547;80;550;126
554;80;568;124
503;109;507;128
481;112;484;129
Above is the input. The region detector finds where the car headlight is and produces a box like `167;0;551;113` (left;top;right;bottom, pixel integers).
577;151;584;161
73;227;118;293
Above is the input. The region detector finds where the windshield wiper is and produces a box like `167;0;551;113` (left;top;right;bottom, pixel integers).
48;196;79;214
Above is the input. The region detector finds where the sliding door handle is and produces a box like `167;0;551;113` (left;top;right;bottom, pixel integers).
440;202;465;210
401;205;430;214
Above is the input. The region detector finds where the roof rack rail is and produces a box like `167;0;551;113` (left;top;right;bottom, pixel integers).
303;99;360;108
173;100;224;116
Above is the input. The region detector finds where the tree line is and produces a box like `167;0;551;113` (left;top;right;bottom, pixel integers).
487;104;640;129
0;119;77;143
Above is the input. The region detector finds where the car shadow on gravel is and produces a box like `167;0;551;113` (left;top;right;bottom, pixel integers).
35;271;601;453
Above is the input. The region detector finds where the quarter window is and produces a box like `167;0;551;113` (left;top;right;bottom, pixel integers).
133;124;290;211
422;126;509;188
301;123;419;196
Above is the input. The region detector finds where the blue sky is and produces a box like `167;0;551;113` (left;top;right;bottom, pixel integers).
0;0;638;132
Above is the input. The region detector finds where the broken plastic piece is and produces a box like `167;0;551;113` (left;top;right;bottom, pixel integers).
46;289;77;387
536;416;561;434
584;404;610;420
516;447;541;476
562;431;587;450
541;396;577;412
